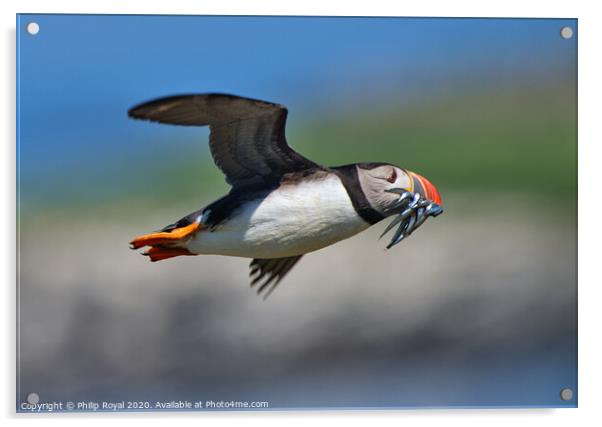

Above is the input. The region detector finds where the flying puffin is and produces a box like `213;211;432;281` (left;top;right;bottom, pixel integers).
128;94;443;297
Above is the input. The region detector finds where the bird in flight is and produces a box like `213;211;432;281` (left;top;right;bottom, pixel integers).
128;94;443;297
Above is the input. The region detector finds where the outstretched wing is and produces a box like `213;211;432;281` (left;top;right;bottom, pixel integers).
249;256;303;298
128;93;319;187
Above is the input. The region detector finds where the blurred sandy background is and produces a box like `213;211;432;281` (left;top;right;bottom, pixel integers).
17;16;576;409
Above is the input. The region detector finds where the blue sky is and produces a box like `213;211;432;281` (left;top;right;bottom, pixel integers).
17;15;576;178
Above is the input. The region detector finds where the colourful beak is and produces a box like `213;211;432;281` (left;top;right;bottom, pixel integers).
408;171;442;206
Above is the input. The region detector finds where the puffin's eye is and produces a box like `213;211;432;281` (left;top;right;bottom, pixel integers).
386;169;397;183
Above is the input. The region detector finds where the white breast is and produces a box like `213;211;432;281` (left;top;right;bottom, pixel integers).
188;175;371;258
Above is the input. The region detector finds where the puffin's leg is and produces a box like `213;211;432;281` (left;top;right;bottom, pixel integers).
129;222;201;250
142;246;195;262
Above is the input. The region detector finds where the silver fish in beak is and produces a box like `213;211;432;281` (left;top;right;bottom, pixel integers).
380;189;444;249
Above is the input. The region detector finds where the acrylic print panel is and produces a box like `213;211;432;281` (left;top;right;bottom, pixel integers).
16;15;577;412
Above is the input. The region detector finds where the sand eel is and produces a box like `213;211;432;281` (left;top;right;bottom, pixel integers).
128;94;443;297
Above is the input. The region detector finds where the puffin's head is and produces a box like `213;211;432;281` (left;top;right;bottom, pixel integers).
356;162;442;217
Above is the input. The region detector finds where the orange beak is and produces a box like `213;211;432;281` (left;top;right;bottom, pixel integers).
409;171;442;206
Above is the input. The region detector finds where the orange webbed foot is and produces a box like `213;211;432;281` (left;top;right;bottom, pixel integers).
143;246;195;262
129;222;201;250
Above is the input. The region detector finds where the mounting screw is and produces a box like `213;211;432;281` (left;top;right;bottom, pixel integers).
26;392;40;404
560;26;573;40
560;388;573;401
26;22;40;35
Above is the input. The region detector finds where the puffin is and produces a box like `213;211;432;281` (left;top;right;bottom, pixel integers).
128;94;443;297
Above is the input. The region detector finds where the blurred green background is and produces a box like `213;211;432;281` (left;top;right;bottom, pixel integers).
19;82;577;224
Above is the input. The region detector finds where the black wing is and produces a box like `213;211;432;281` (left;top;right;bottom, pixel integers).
249;256;303;298
128;93;319;187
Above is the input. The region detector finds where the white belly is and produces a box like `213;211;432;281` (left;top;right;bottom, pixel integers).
188;176;371;258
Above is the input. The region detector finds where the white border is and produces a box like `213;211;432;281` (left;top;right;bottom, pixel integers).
3;1;601;426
